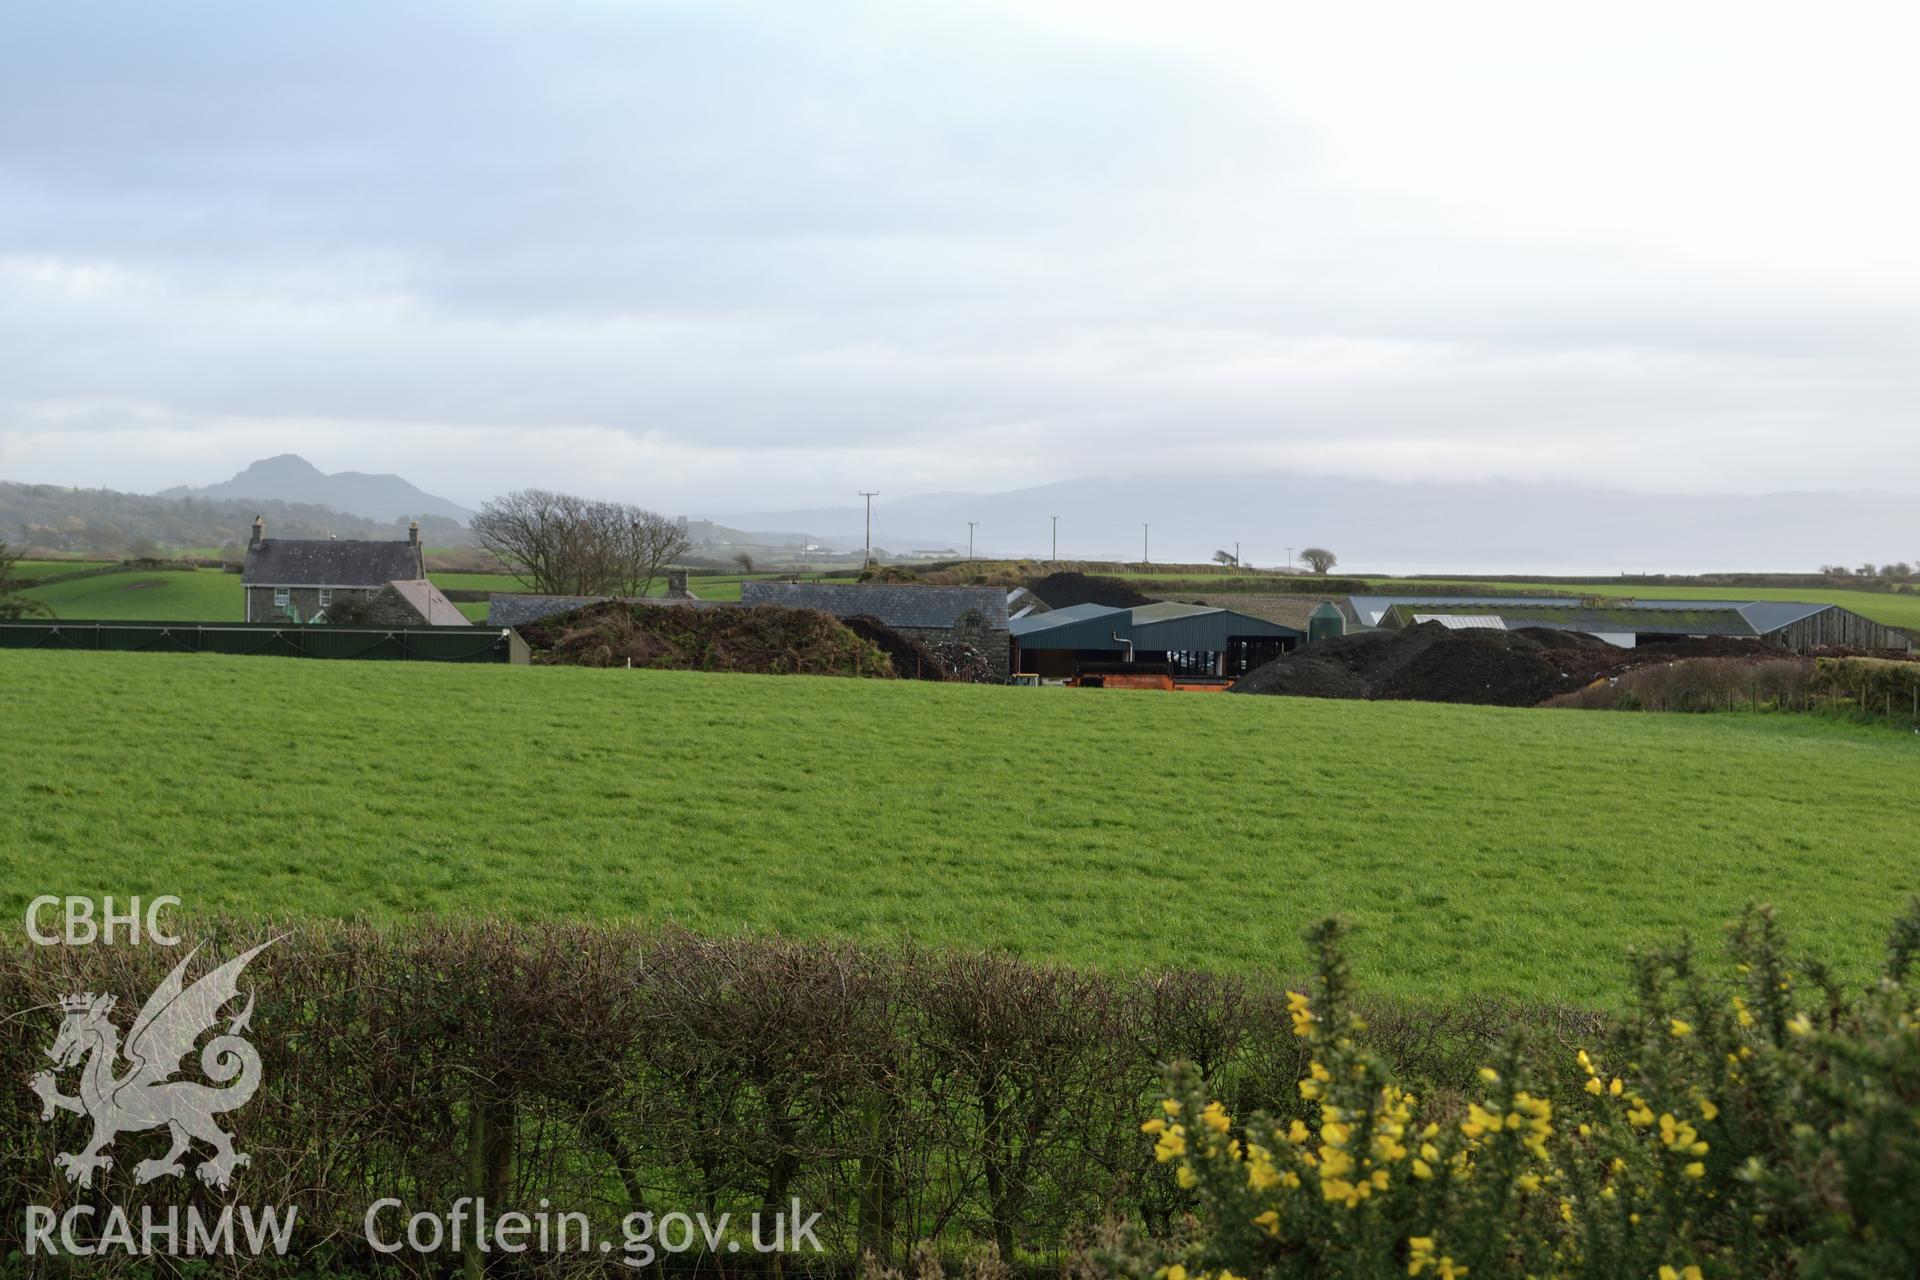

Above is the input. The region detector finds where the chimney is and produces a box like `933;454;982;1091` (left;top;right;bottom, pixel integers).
666;570;689;599
408;520;422;577
249;515;264;549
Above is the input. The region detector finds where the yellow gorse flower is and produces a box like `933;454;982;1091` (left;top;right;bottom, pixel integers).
1408;1235;1468;1278
1286;990;1317;1038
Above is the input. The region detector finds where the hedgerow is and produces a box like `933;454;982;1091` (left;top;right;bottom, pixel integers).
4;906;1915;1276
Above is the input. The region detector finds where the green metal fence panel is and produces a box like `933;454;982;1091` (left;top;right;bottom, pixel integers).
0;621;522;663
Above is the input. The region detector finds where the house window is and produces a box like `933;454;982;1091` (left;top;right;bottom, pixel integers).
318;589;333;609
273;589;290;610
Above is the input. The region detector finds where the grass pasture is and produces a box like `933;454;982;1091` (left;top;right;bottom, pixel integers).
2;650;1914;1005
4;558;115;580
15;567;244;620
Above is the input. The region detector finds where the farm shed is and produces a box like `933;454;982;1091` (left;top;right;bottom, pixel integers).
0;620;525;663
739;582;1011;680
1010;602;1303;679
1372;598;1911;652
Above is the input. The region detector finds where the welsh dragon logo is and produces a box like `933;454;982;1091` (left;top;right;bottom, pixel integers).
29;940;275;1190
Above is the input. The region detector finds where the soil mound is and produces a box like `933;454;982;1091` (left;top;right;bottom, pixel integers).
1232;623;1785;707
520;601;894;677
1026;571;1154;610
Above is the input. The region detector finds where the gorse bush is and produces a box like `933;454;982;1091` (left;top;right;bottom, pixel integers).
1096;907;1920;1280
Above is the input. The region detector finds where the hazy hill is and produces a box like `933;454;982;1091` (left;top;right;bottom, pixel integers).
159;454;474;523
704;471;1920;575
1;481;469;556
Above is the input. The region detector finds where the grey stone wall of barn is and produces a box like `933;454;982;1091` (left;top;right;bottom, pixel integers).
359;585;434;626
897;611;1010;681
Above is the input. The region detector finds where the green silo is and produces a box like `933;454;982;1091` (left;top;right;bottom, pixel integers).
1308;601;1346;645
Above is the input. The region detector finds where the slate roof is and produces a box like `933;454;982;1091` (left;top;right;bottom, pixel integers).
243;538;422;587
382;579;469;626
484;594;733;628
487;595;609;627
739;582;1010;631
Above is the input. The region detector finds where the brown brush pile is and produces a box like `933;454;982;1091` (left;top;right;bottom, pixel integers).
1232;622;1789;707
519;601;895;677
842;614;954;680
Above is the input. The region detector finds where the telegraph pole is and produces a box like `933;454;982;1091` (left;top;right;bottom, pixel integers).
1286;546;1294;572
967;521;977;560
1235;540;1241;568
1050;515;1058;562
860;491;878;568
1142;523;1150;565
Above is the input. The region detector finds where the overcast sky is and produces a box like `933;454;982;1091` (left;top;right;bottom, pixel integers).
3;0;1917;512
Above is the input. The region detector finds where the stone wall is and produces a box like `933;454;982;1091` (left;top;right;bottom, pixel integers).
900;608;1010;682
245;585;378;623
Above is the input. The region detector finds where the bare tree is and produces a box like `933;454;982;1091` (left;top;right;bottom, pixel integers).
1212;549;1237;566
615;509;693;598
472;490;690;597
733;552;755;574
0;541;53;619
1299;546;1338;575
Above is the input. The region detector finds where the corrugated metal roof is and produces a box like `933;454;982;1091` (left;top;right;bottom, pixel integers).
1014;601;1304;650
1383;603;1760;637
1412;613;1509;630
1130;601;1220;622
1008;602;1125;637
383;579;470;626
1356;593;1845;638
1347;594;1579;625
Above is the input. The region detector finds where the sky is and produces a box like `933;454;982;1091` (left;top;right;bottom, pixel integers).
3;0;1918;514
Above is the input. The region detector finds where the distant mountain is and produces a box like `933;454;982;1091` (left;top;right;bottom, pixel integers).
1;480;471;556
704;471;1920;575
159;454;473;523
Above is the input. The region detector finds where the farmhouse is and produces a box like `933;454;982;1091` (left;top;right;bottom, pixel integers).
1355;595;1911;652
1010;601;1303;680
738;582;1011;680
241;516;448;624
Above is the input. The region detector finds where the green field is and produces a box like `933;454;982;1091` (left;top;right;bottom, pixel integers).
15;567;245;620
3;650;1914;1005
4;558;115;580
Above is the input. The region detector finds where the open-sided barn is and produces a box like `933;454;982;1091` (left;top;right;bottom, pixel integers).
1010;601;1304;679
